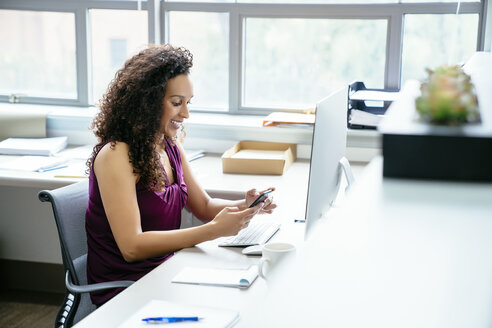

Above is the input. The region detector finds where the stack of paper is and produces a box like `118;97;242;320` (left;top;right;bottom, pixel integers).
0;136;68;156
118;299;239;328
262;112;315;127
172;265;258;289
349;109;384;127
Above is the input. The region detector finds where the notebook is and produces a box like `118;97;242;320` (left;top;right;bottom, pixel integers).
118;299;239;328
0;136;68;156
172;265;258;289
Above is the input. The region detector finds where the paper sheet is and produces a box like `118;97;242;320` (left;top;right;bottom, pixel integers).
0;156;68;172
351;90;400;102
118;299;239;328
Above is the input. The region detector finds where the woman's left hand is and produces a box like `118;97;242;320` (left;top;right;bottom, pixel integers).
245;187;277;214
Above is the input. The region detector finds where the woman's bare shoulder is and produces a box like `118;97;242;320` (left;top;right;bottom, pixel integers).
94;141;133;174
98;141;130;157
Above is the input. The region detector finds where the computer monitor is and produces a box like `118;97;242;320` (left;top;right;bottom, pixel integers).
304;87;350;240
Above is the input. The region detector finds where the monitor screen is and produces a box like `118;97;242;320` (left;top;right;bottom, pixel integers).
304;87;348;240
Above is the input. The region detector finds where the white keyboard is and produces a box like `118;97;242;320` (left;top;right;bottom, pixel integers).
218;221;280;247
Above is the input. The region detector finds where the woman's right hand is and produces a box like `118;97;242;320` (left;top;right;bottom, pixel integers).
210;204;263;237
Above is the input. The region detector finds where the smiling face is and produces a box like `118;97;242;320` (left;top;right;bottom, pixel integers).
160;74;193;142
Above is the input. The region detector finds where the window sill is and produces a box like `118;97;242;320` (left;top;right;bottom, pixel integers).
1;103;381;162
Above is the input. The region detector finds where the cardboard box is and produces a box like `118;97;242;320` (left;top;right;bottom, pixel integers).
221;141;296;175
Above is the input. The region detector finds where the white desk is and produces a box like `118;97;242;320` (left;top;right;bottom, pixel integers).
76;157;492;327
246;157;492;327
0;154;87;189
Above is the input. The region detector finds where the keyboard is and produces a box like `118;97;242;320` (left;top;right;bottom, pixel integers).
218;221;280;247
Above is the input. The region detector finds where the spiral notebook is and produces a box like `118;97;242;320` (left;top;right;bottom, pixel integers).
172;265;258;289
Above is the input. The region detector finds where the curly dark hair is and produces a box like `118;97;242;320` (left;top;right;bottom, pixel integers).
87;44;193;191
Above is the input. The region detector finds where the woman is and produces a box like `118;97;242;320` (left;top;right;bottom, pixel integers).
85;44;276;306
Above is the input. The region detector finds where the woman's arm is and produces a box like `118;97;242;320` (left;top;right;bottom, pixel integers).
177;143;276;222
94;142;260;262
177;143;248;221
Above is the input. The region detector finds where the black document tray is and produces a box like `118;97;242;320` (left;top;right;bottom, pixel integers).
347;81;399;129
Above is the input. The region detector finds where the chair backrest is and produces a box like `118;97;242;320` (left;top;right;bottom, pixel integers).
39;180;89;283
39;180;93;326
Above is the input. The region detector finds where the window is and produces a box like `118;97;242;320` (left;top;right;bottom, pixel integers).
90;9;148;104
0;9;76;99
164;0;485;113
243;18;387;109
401;13;479;83
168;11;229;110
0;0;487;112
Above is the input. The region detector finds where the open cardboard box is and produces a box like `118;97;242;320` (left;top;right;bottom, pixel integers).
221;141;296;175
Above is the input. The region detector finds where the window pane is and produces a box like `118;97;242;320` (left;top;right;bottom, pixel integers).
0;10;76;99
168;12;229;111
401;14;478;84
90;9;148;104
244;18;387;109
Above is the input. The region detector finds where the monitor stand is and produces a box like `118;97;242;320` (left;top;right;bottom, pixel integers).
339;157;355;192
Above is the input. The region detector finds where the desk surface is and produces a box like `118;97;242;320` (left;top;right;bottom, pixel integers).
76;157;492;328
0;154;88;189
247;157;492;327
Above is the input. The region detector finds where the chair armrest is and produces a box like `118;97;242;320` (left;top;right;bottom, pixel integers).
65;271;134;294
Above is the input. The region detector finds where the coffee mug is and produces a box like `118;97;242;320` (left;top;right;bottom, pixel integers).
258;242;296;279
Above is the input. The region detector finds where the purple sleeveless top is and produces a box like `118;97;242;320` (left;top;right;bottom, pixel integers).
85;139;187;306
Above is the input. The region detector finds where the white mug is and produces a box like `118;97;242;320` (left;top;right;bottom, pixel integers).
258;242;296;279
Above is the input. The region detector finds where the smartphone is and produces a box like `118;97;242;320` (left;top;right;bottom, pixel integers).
248;189;274;208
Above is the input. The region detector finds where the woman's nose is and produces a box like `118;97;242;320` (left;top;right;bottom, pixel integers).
181;104;190;119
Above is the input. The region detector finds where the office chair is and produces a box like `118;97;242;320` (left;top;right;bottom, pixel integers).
39;180;134;328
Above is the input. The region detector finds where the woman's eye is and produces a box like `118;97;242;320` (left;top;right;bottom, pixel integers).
172;102;181;107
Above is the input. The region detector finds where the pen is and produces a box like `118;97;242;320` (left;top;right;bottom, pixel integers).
142;316;202;324
38;165;69;173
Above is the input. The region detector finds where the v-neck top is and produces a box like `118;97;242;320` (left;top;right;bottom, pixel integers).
85;138;188;306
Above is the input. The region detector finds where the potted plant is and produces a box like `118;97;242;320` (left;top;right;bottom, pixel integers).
415;65;480;125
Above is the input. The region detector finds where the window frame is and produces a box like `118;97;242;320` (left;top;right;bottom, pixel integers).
0;0;160;107
0;0;487;113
